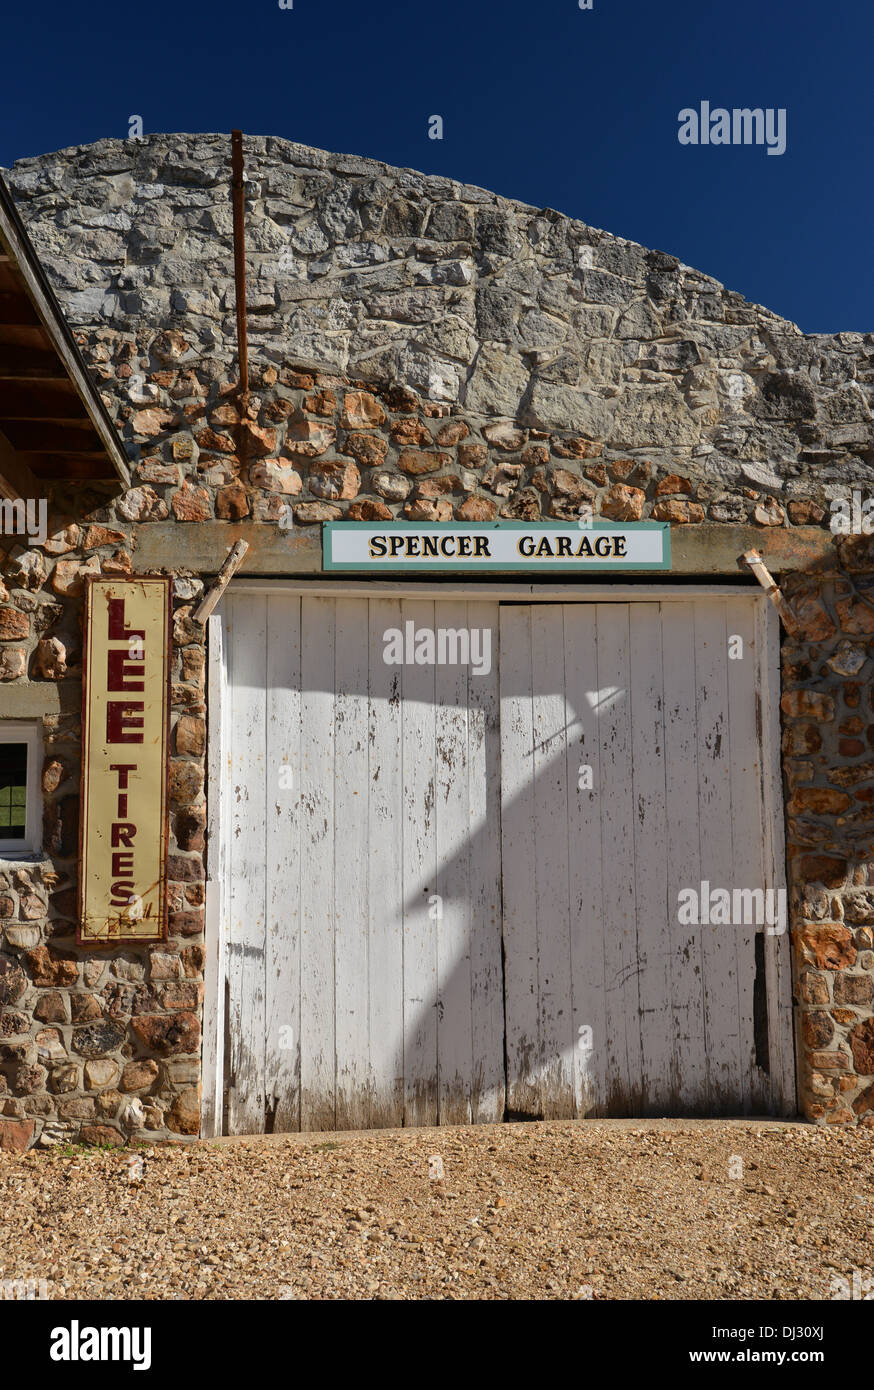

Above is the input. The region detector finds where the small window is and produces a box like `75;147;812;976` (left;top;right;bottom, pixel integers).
0;722;42;857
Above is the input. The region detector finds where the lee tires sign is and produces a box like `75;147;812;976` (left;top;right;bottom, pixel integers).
79;578;171;944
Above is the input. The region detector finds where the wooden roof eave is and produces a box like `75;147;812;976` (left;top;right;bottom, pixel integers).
0;176;131;489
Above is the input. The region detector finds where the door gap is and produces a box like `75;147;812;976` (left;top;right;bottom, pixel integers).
221;976;232;1135
753;932;770;1074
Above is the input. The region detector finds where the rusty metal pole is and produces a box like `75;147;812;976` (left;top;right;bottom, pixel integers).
230;130;249;407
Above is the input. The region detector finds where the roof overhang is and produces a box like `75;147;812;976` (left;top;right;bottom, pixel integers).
0;172;130;495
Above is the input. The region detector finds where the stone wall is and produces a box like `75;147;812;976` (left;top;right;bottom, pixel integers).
4;132;874;497
0;527;205;1151
0;133;873;1149
782;549;874;1124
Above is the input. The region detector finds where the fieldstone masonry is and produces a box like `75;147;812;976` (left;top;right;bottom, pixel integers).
0;132;873;1148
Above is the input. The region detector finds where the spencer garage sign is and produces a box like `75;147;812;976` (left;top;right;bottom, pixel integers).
323;521;670;571
78;578;171;945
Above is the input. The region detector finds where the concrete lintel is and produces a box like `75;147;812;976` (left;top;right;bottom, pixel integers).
132;522;321;576
130;521;836;578
0;683;69;717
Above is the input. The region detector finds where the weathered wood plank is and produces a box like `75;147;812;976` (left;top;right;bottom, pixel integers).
499;606;541;1117
401;600;438;1126
299;597;337;1131
264;594;302;1133
466;600;505;1124
596;604;642;1112
201;615;227;1138
563;604;607;1117
628;603;672;1115
694;599;740;1113
333;598;371;1130
531;607;575;1119
724;596;763;1113
757;598;797;1114
661;602;708;1111
434;600;474;1126
225;592;267;1134
367;599;405;1128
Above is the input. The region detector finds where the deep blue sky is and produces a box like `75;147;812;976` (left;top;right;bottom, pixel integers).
2;0;871;334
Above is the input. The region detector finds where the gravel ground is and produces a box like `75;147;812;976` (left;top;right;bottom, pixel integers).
1;1120;871;1301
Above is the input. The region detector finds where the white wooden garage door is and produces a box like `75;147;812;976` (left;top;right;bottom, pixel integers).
210;590;795;1134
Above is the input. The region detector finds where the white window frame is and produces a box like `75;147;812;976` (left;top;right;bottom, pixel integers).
0;720;43;858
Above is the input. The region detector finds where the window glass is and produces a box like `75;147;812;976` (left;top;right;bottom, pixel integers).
0;743;28;840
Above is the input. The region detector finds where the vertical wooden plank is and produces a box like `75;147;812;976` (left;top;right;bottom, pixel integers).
563;604;607;1117
724;596;764;1113
531;607;575;1118
628;603;671;1115
662;602;708;1111
401;599;438;1126
201;614;226;1137
226;592;267;1134
299;597;336;1131
499;606;541;1116
264;594;302;1133
467;600;504;1124
367;598;405;1128
333;598;371;1130
694;598;741;1113
595;604;641;1113
434;599;473;1125
757;597;797;1114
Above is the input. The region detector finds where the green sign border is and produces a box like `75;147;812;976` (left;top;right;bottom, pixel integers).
322;519;671;572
